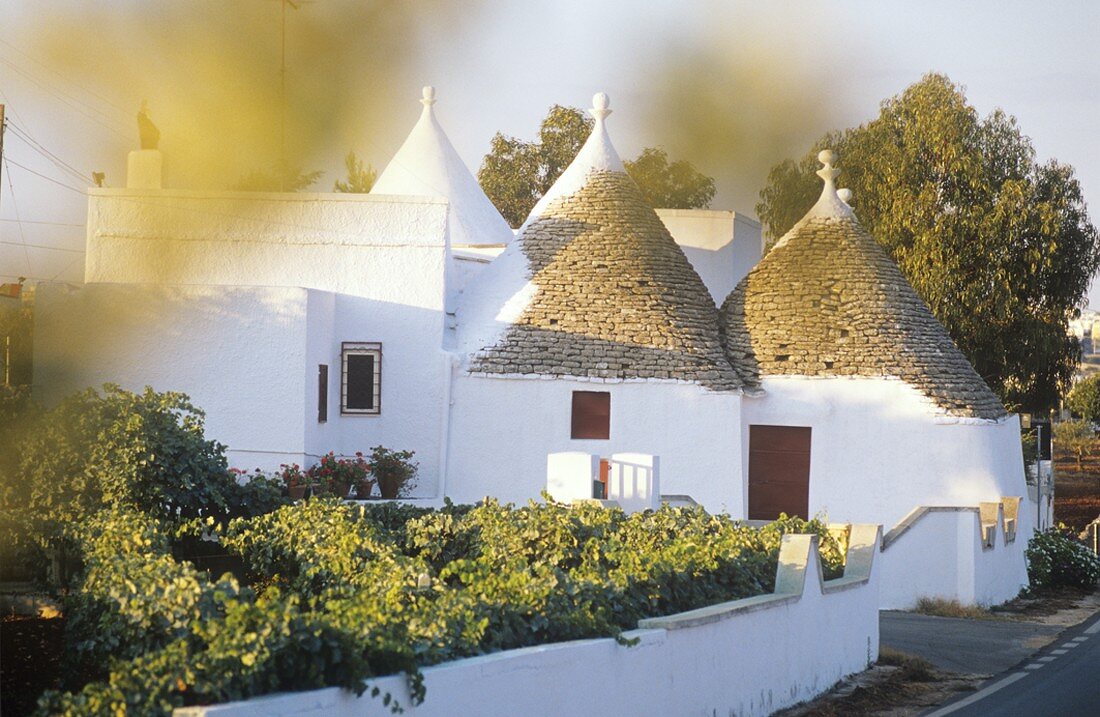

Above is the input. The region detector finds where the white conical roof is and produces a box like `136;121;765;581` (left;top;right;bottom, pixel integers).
372;86;513;247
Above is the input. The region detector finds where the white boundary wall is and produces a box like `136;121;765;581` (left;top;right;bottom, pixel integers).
175;526;881;717
879;501;1029;609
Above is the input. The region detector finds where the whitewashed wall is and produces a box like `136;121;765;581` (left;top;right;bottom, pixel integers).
654;209;763;304
84;189;449;305
34;283;313;469
175;527;881;717
879;504;1030;609
49;190;453;491
446;375;742;512
741;377;1029;529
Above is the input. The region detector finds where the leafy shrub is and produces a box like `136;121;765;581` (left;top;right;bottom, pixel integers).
1053;419;1095;469
40;498;847;716
370;445;418;498
4;385;287;585
1026;526;1100;589
1067;374;1100;424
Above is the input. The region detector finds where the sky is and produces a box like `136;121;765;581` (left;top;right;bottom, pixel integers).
1;1;1098;303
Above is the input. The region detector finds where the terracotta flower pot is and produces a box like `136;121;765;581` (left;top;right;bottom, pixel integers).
288;484;307;500
331;480;351;500
378;474;400;499
355;479;374;500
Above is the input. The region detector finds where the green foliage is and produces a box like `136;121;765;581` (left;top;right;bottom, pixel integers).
309;451;372;496
232;161;323;192
756;73;1100;413
1026;526;1100;589
623;147;716;210
370;445;418;498
1066;375;1100;423
478;105;716;227
41;498;847;715
2;385;286;585
1054;419;1095;468
333;151;376;193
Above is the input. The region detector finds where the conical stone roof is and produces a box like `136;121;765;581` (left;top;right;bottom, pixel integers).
467;94;741;392
372;86;514;247
719;150;1006;419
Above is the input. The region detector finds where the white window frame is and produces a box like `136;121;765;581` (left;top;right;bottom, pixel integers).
341;342;382;415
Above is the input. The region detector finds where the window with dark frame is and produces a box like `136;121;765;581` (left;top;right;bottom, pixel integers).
317;364;328;423
571;391;610;439
341;342;381;415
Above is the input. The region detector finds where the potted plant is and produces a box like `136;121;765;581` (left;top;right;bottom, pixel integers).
307;451;371;500
279;463;309;500
369;445;417;499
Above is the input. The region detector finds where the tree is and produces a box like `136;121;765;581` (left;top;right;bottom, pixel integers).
334;151;376;193
756;74;1100;413
1067;375;1100;423
232;161;322;192
1054;419;1095;469
478;105;716;227
624;147;716;210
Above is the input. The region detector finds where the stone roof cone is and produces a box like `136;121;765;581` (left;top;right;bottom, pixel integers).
462;93;742;391
719;150;1006;419
372;86;514;247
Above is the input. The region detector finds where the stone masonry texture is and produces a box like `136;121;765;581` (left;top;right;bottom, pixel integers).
471;170;742;392
718;212;1007;420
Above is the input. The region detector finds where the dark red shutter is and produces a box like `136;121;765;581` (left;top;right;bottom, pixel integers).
571;391;610;439
317;364;328;423
748;425;811;520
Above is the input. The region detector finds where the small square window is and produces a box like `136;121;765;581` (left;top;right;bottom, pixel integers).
571;391;610;439
341;342;381;415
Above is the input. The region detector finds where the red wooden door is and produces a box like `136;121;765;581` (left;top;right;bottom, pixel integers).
748;425;811;520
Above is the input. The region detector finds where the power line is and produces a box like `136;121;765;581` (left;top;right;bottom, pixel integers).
0;35;133;121
0;217;83;228
6;122;91;186
4;158;88;195
0;238;83;253
0;56;130;141
1;156;32;276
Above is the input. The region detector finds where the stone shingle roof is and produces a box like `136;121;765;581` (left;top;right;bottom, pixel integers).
470;169;742;391
719;153;1006;420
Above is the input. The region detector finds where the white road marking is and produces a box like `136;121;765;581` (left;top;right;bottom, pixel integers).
1038;656;1057;662
1064;642;1080;648
1025;663;1044;670
1071;636;1088;643
1051;649;1068;655
1085;620;1100;635
923;671;1030;716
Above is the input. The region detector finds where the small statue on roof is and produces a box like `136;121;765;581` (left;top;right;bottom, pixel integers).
137;100;160;150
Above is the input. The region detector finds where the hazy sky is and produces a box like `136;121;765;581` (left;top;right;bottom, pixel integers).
2;1;1098;303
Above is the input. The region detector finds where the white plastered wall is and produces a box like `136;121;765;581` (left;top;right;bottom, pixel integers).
741;376;1029;528
41;189;452;490
33;282;312;469
445;374;742;512
654;209;763;304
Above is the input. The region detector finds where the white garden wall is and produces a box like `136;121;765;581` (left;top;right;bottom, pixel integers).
878;503;1030;609
175;526;882;717
446;374;742;512
741;376;1029;529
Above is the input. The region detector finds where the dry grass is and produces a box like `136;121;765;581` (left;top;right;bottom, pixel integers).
913;597;996;620
876;647;938;682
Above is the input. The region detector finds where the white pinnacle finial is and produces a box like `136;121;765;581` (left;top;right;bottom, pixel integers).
421;86;437;107
816;149;840;190
591;92;612;121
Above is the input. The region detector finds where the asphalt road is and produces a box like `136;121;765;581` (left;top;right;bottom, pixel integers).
880;611;1062;675
920;613;1100;717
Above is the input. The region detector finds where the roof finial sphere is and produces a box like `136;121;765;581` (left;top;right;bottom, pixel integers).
590;92;612;121
837;188;853;204
818;149;835;166
421;86;437;107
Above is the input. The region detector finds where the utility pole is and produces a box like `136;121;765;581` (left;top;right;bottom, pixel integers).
0;104;5;210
